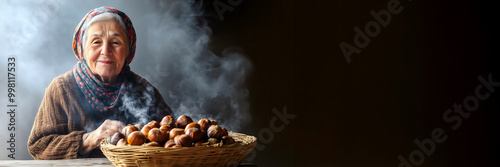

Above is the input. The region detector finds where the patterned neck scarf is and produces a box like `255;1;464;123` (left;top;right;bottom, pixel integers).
72;6;137;114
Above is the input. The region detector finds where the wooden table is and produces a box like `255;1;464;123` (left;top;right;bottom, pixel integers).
0;158;113;167
0;158;256;167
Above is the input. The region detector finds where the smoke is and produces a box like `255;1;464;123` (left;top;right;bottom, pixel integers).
119;84;155;126
136;0;252;132
0;0;251;160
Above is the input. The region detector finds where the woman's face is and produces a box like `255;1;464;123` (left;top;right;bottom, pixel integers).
84;20;128;84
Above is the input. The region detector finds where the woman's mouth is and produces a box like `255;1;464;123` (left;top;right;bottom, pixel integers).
98;60;113;64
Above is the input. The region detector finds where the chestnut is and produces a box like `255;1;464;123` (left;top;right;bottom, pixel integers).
116;138;128;146
208;138;219;145
222;135;236;145
169;128;185;139
134;124;144;131
148;128;168;143
159;125;170;136
147;120;161;128
143;142;161;147
172;145;182;148
176;115;193;128
198;118;212;131
193;141;203;147
127;131;146;145
185;122;200;131
165;139;175;146
140;125;153;138
160;125;170;131
106;137;113;145
109;132;125;145
210;120;218;125
174;134;193;147
122;125;139;139
164;142;176;148
185;128;203;142
161;115;176;128
221;127;229;137
207;125;224;139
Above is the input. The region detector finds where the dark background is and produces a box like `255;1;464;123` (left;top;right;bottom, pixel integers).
203;0;499;166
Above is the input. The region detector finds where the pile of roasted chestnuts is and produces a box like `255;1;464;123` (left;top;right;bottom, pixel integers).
106;115;237;148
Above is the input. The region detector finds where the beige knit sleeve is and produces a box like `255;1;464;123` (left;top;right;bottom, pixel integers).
27;77;86;160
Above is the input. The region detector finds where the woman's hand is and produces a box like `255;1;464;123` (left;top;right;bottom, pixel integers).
79;119;125;155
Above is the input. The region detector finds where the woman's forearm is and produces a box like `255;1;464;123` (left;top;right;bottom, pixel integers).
28;131;86;160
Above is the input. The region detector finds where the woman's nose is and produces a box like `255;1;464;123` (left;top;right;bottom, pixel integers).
100;42;111;56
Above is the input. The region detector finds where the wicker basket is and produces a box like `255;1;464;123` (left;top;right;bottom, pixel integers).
100;132;257;167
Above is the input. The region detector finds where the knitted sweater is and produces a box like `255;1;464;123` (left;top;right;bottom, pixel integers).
27;70;173;159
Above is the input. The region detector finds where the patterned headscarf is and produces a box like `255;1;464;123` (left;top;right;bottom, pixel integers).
72;6;137;114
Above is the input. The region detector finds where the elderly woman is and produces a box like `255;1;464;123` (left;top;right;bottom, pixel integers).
27;7;173;159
